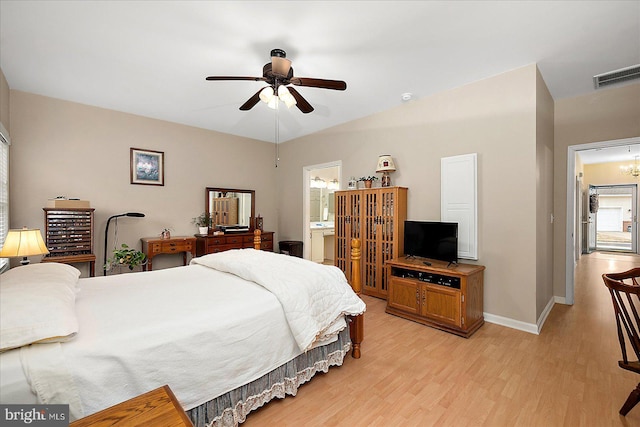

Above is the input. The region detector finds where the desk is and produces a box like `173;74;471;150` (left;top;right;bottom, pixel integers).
70;385;193;427
141;236;196;271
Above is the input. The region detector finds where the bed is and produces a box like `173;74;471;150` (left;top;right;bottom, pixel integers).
0;232;365;426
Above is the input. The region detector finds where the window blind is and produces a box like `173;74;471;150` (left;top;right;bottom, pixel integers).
0;124;10;272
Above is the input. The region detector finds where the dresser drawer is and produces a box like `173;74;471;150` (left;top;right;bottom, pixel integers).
206;245;238;253
260;241;274;251
224;235;246;246
161;240;192;253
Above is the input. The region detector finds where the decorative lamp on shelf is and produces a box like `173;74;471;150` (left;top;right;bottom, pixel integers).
376;155;396;187
0;227;50;265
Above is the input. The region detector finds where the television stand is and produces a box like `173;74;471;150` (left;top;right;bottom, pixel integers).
385;257;485;337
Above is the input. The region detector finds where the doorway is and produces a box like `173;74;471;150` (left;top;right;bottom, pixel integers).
566;137;640;305
587;184;636;253
302;161;341;261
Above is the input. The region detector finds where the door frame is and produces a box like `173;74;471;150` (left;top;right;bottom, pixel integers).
302;160;342;260
566;136;640;305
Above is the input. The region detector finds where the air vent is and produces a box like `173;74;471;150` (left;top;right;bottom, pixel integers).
593;64;640;89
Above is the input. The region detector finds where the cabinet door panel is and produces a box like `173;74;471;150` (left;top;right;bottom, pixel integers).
422;285;462;327
387;277;419;314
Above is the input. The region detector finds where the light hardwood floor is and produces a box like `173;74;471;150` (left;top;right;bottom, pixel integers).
245;252;640;426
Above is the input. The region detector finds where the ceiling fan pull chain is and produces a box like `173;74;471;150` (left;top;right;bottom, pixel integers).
275;101;280;168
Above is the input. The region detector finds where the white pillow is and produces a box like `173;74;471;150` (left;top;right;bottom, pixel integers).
0;263;81;352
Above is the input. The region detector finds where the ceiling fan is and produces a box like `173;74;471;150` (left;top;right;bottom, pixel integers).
205;49;347;114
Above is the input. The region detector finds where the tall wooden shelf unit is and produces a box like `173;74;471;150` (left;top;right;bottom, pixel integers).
335;186;407;298
42;207;96;276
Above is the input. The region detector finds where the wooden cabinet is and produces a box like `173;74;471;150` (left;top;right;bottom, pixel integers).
42;208;96;276
196;231;273;256
335;190;363;283
141;236;196;271
335;187;407;298
386;257;485;337
311;229;325;263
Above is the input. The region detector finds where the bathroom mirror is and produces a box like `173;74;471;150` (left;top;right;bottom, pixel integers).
309;187;335;222
205;187;255;228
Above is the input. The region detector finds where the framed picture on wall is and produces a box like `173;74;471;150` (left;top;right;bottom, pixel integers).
130;148;164;186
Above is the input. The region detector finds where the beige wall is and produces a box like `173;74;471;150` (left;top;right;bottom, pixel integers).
9;91;278;275
584;160;640;186
278;64;541;325
553;83;640;298
535;67;555;320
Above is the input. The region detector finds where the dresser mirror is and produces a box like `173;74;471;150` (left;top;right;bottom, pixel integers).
205;187;255;229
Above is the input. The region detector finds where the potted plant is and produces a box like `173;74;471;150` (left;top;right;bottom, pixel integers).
358;176;379;188
106;244;147;271
193;212;211;235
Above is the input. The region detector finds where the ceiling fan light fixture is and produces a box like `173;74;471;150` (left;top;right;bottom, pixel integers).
278;85;297;108
259;86;274;103
205;48;345;114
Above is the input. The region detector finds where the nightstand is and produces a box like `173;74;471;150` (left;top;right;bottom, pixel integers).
70;385;193;427
141;236;197;271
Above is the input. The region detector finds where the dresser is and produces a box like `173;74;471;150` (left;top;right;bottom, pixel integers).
141;236;197;271
195;231;274;256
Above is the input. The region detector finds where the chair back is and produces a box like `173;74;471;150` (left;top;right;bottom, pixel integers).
603;268;640;370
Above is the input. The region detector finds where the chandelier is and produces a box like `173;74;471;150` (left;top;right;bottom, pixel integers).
620;156;640;178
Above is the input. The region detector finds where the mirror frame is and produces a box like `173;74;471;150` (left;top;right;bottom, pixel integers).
205;187;255;230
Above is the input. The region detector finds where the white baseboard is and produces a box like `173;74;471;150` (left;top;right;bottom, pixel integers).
554;296;567;305
484;296;562;335
484;312;539;335
536;297;555;333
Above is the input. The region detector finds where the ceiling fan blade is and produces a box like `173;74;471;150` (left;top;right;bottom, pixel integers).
290;77;347;91
287;87;314;114
206;76;266;82
239;89;264;111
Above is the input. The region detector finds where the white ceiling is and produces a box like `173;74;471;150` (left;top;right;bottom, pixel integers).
577;143;640;165
1;1;638;145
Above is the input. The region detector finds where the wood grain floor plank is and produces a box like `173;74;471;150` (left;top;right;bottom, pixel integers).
244;252;640;426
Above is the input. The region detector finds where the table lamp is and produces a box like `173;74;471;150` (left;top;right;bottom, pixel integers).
0;227;50;265
376;155;396;187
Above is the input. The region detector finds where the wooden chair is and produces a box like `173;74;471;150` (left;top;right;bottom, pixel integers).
603;268;640;416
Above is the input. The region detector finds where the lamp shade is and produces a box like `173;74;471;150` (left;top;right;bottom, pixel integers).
0;228;49;259
271;56;292;77
376;155;396;172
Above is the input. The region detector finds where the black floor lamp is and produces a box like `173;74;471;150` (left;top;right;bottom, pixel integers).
103;212;145;275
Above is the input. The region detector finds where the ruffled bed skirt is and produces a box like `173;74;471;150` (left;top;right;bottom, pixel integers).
187;327;351;427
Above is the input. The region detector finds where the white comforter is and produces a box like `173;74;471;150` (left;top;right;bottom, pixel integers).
191;249;366;352
19;250;365;421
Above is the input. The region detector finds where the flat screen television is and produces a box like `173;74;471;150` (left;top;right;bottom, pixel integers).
404;220;458;264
